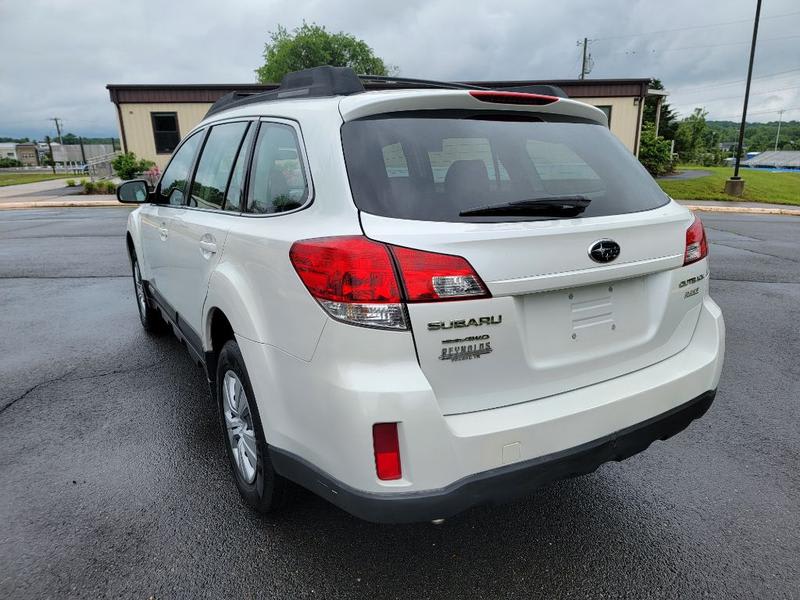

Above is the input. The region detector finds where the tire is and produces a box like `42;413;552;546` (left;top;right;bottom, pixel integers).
217;339;290;513
130;250;165;333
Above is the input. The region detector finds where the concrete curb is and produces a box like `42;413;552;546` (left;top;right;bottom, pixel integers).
683;204;800;217
0;200;121;210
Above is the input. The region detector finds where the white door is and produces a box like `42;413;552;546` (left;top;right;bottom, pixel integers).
143;130;205;306
161;120;254;342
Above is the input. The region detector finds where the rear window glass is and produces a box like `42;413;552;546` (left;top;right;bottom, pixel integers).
342;113;668;222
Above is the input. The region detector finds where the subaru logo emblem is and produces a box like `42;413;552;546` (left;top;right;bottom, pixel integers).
589;239;621;263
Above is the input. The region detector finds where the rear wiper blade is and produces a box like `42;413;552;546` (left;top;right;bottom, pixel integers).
459;196;591;217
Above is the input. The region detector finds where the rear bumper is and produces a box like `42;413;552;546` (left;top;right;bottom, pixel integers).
270;389;716;523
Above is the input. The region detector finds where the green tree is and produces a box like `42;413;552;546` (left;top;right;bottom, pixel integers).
643;79;678;140
112;152;155;180
256;23;393;83
638;123;673;176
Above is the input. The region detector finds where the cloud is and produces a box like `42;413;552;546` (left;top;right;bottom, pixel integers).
0;0;797;139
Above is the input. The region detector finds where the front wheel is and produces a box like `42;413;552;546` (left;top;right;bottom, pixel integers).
217;339;290;513
130;251;164;333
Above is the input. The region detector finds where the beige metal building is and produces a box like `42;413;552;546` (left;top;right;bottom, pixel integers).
108;78;661;169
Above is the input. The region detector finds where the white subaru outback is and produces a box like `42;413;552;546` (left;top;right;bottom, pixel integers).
118;66;725;523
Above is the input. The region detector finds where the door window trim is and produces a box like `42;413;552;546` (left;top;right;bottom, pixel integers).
156;116;314;218
154;128;208;206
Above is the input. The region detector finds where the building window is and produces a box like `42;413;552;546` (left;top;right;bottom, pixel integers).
151;112;181;154
596;105;612;127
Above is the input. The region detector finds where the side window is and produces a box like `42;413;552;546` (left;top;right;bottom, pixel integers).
189;122;249;210
158;131;203;205
247;123;309;214
224;124;256;212
151;112;181;154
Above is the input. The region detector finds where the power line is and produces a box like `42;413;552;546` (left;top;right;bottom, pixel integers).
692;106;800;120
672;85;800;107
670;68;800;95
592;10;800;41
615;34;800;55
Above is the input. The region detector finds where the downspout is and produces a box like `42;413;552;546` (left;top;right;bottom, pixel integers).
112;91;128;154
633;84;645;157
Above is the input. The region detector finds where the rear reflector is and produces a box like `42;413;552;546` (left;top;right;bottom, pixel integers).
684;216;709;265
289;236;490;330
372;423;402;480
469;90;559;106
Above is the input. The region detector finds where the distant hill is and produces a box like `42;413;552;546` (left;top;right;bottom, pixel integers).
707;120;799;152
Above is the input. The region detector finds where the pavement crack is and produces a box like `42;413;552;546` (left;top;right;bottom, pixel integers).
714;277;800;285
0;361;163;415
710;241;800;264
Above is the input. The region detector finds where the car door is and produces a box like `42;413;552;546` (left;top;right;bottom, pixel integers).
162;120;254;345
140;130;204;306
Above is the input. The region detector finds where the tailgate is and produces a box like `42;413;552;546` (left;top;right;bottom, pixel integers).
362;203;704;415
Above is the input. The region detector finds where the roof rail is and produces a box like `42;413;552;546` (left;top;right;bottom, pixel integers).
358;75;488;91
204;66;565;118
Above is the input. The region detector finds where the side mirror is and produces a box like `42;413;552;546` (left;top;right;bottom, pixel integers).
117;179;150;204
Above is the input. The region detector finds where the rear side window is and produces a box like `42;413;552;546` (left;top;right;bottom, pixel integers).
341;114;668;222
247;123;309;214
224;124;256;212
158;131;203;205
189;121;249;210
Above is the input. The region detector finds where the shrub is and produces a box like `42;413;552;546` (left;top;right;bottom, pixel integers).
0;157;22;168
79;178;88;187
65;179;76;187
101;180;117;194
638;123;673;177
83;181;96;194
111;152;156;180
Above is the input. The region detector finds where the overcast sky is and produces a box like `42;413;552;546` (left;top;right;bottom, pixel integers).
1;0;798;140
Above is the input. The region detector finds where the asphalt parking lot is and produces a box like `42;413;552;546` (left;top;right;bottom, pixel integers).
1;207;798;599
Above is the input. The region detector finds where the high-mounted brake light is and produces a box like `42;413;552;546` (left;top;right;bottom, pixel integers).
469;90;559;106
684;215;709;266
289;236;490;330
372;423;401;481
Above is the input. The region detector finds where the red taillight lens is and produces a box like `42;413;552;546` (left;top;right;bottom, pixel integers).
289;236;401;303
684;216;709;266
391;246;490;302
290;236;406;329
290;236;490;330
372;423;401;481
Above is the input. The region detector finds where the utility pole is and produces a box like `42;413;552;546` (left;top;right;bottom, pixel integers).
49;117;64;145
580;37;588;80
725;0;762;196
774;109;784;152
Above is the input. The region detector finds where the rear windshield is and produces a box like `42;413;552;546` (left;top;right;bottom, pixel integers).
341;112;669;222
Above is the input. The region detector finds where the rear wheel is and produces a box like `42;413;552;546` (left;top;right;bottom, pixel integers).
217;339;290;513
130;251;164;333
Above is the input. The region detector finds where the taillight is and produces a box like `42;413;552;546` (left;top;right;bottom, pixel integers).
372;423;401;480
289;236;490;330
684;216;709;266
392;246;490;302
289;236;406;329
